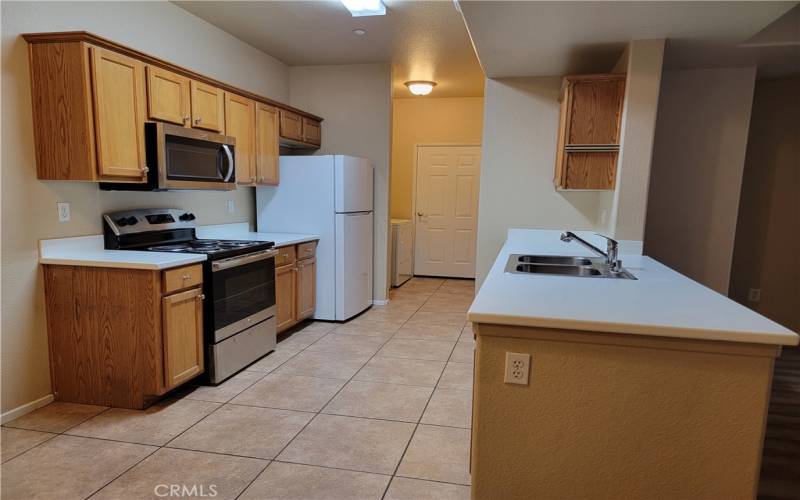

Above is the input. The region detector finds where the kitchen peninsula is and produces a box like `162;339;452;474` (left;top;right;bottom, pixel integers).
468;229;799;500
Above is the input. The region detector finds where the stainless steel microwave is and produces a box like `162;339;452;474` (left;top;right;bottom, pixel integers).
100;122;236;191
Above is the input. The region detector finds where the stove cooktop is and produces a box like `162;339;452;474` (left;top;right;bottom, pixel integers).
146;239;274;260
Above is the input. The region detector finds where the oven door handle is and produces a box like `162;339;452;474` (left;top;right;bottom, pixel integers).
221;144;235;182
212;248;278;272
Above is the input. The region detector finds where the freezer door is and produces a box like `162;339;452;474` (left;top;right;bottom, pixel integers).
335;156;373;213
335;212;373;320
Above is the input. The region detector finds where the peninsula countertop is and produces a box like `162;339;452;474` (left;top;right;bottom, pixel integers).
468;229;798;346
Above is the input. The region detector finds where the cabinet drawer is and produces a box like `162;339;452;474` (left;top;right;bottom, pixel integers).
297;241;317;260
163;264;203;294
275;246;297;267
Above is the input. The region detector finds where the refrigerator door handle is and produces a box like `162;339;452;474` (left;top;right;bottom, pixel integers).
339;211;373;215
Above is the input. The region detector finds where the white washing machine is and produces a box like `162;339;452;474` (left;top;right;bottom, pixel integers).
391;219;413;287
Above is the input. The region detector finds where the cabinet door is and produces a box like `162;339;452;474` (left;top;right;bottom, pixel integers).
566;78;625;145
89;46;147;180
190;80;224;132
275;264;297;332
279;109;303;142
296;257;316;320
146;66;190;126
162;287;204;390
224;93;255;185
255;102;280;185
302;117;321;146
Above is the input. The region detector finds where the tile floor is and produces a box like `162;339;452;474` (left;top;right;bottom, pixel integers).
1;277;475;500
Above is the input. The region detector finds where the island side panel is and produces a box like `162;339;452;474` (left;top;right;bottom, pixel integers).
471;323;777;500
43;265;164;409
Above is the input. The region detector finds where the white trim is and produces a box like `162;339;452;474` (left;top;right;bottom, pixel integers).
411;144;482;279
372;299;390;306
1;394;55;425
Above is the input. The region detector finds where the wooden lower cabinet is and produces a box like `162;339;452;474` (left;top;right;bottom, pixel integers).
43;263;204;409
274;241;318;333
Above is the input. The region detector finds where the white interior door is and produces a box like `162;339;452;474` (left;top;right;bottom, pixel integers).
414;146;481;278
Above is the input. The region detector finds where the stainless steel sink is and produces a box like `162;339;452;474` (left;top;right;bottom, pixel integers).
505;254;636;280
517;255;593;266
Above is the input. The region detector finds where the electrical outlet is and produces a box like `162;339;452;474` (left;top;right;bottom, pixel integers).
57;202;70;222
504;352;530;385
227;200;235;213
748;288;761;303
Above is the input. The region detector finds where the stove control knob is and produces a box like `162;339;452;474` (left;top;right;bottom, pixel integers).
126;216;138;226
116;217;129;227
179;212;196;222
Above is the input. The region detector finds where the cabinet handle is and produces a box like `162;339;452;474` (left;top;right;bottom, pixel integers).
182;274;191;280
183;115;190;123
197;294;205;300
251;176;256;183
194;117;203;125
257;176;264;183
141;166;149;174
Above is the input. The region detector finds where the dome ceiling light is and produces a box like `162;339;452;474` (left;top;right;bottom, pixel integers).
405;81;437;96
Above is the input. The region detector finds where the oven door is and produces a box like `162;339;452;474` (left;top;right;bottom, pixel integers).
157;123;237;191
210;249;277;343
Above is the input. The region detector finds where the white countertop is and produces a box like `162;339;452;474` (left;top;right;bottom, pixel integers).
468;229;798;346
39;235;207;270
39;223;319;270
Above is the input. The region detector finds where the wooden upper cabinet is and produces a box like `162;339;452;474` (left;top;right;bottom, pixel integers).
279;109;303;142
224;92;256;185
162;287;204;390
302;117;321;146
89;46;148;180
146;66;190;126
191;81;224;132
554;74;625;191
255;102;280;185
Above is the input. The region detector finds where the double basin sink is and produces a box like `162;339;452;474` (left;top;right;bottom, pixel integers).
505;254;636;280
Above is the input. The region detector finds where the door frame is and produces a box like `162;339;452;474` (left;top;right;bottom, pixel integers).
411;143;482;277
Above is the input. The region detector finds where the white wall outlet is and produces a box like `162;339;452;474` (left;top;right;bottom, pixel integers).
56;202;70;222
504;352;530;385
227;200;235;213
748;288;761;303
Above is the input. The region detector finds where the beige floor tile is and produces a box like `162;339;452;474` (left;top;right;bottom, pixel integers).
322;381;432;422
354;357;445;387
182;370;265;403
440;279;475;290
241;462;389;500
432;287;475;298
385;477;471;500
397;425;471;485
168;404;312;460
378;338;455;361
394;324;462;341
347;315;406;330
305;333;387;356
276;329;329;350
232;373;345;412
93;447;266;500
66;398;220;446
0;427;55;463
297;321;339;334
358;307;416;324
418;297;473;313
276;351;370;380
420;389;472;429
407;311;467;328
4;402;107;433
278;414;414;474
330;323;395;340
449;343;474;364
438;362;474;391
0;435;155;499
246;348;300;373
458;326;475;344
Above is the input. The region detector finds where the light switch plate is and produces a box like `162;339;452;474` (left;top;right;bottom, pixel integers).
227;200;235;213
57;202;70;222
504;352;530;385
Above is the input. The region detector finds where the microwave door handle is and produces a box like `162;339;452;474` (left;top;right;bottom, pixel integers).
221;144;235;182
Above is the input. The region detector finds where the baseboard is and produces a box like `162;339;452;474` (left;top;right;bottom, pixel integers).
1;393;54;424
372;299;390;306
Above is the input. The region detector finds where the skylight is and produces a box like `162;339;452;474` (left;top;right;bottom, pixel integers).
340;0;386;17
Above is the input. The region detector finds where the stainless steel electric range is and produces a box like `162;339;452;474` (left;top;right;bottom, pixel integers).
103;208;277;384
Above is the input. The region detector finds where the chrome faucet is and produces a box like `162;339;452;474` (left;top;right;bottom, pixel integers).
560;231;622;272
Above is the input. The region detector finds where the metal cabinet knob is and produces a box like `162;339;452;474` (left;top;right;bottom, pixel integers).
417;211;424;217
141;166;149;174
198;294;205;300
194;117;202;124
182;274;191;280
183;115;190;123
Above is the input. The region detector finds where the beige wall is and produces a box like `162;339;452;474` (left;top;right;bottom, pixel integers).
288;64;393;302
1;1;292;415
390;97;484;219
644;67;756;294
474;77;602;284
729;76;800;332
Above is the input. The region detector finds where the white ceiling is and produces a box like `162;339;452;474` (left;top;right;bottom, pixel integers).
173;0;485;98
457;1;798;78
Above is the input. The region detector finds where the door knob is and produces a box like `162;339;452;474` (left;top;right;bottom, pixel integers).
417;211;424;217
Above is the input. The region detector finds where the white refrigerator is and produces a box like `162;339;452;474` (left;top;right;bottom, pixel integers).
256;155;374;321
